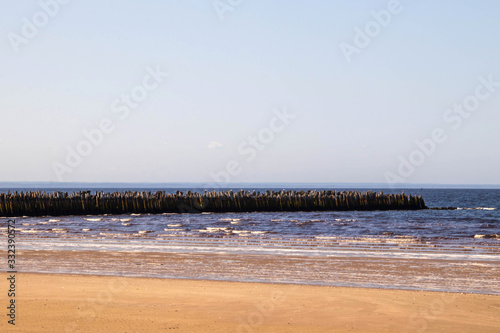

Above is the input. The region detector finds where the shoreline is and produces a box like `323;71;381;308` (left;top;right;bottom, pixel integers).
12;249;500;295
6;270;499;296
1;273;499;332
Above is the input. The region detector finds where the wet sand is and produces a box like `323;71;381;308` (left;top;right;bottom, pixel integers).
1;273;499;333
15;250;500;294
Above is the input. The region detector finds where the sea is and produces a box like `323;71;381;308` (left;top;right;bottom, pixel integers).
1;183;499;294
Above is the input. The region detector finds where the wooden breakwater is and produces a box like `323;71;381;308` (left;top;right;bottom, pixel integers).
0;190;426;217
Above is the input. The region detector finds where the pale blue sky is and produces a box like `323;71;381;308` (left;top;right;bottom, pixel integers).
1;0;499;184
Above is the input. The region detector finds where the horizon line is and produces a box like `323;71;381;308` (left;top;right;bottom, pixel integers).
0;181;499;189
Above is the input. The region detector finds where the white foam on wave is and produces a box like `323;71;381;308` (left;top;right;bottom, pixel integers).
167;224;182;227
156;234;183;237
121;223;131;226
474;234;499;239
49;219;61;222
138;230;153;234
198;227;232;233
120;218;132;222
219;218;241;222
334;218;356;222
131;214;141;216
207;227;230;231
22;223;36;226
82;228;91;232
84;218;103;222
21;229;40;233
99;232;124;237
457;207;496;211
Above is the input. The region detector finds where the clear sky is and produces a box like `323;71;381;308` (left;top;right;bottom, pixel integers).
1;0;499;184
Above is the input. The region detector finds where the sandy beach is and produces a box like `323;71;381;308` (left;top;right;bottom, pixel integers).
1;273;499;333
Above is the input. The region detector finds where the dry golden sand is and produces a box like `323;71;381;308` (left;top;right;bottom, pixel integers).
1;273;499;332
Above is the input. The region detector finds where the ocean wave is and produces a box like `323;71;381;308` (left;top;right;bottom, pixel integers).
220;218;241;222
207;227;231;231
138;230;153;234
457;207;496;211
48;219;61;222
156;233;186;237
21;229;40;233
315;235;422;245
120;218;132;222
474;234;499;239
84;218;103;222
82;228;91;232
167;224;182;227
198;227;232;233
232;230;250;234
121;223;131;226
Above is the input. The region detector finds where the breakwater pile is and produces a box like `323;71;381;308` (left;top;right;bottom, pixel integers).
0;190;426;217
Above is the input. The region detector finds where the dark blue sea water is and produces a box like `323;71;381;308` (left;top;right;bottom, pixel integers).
3;186;499;242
